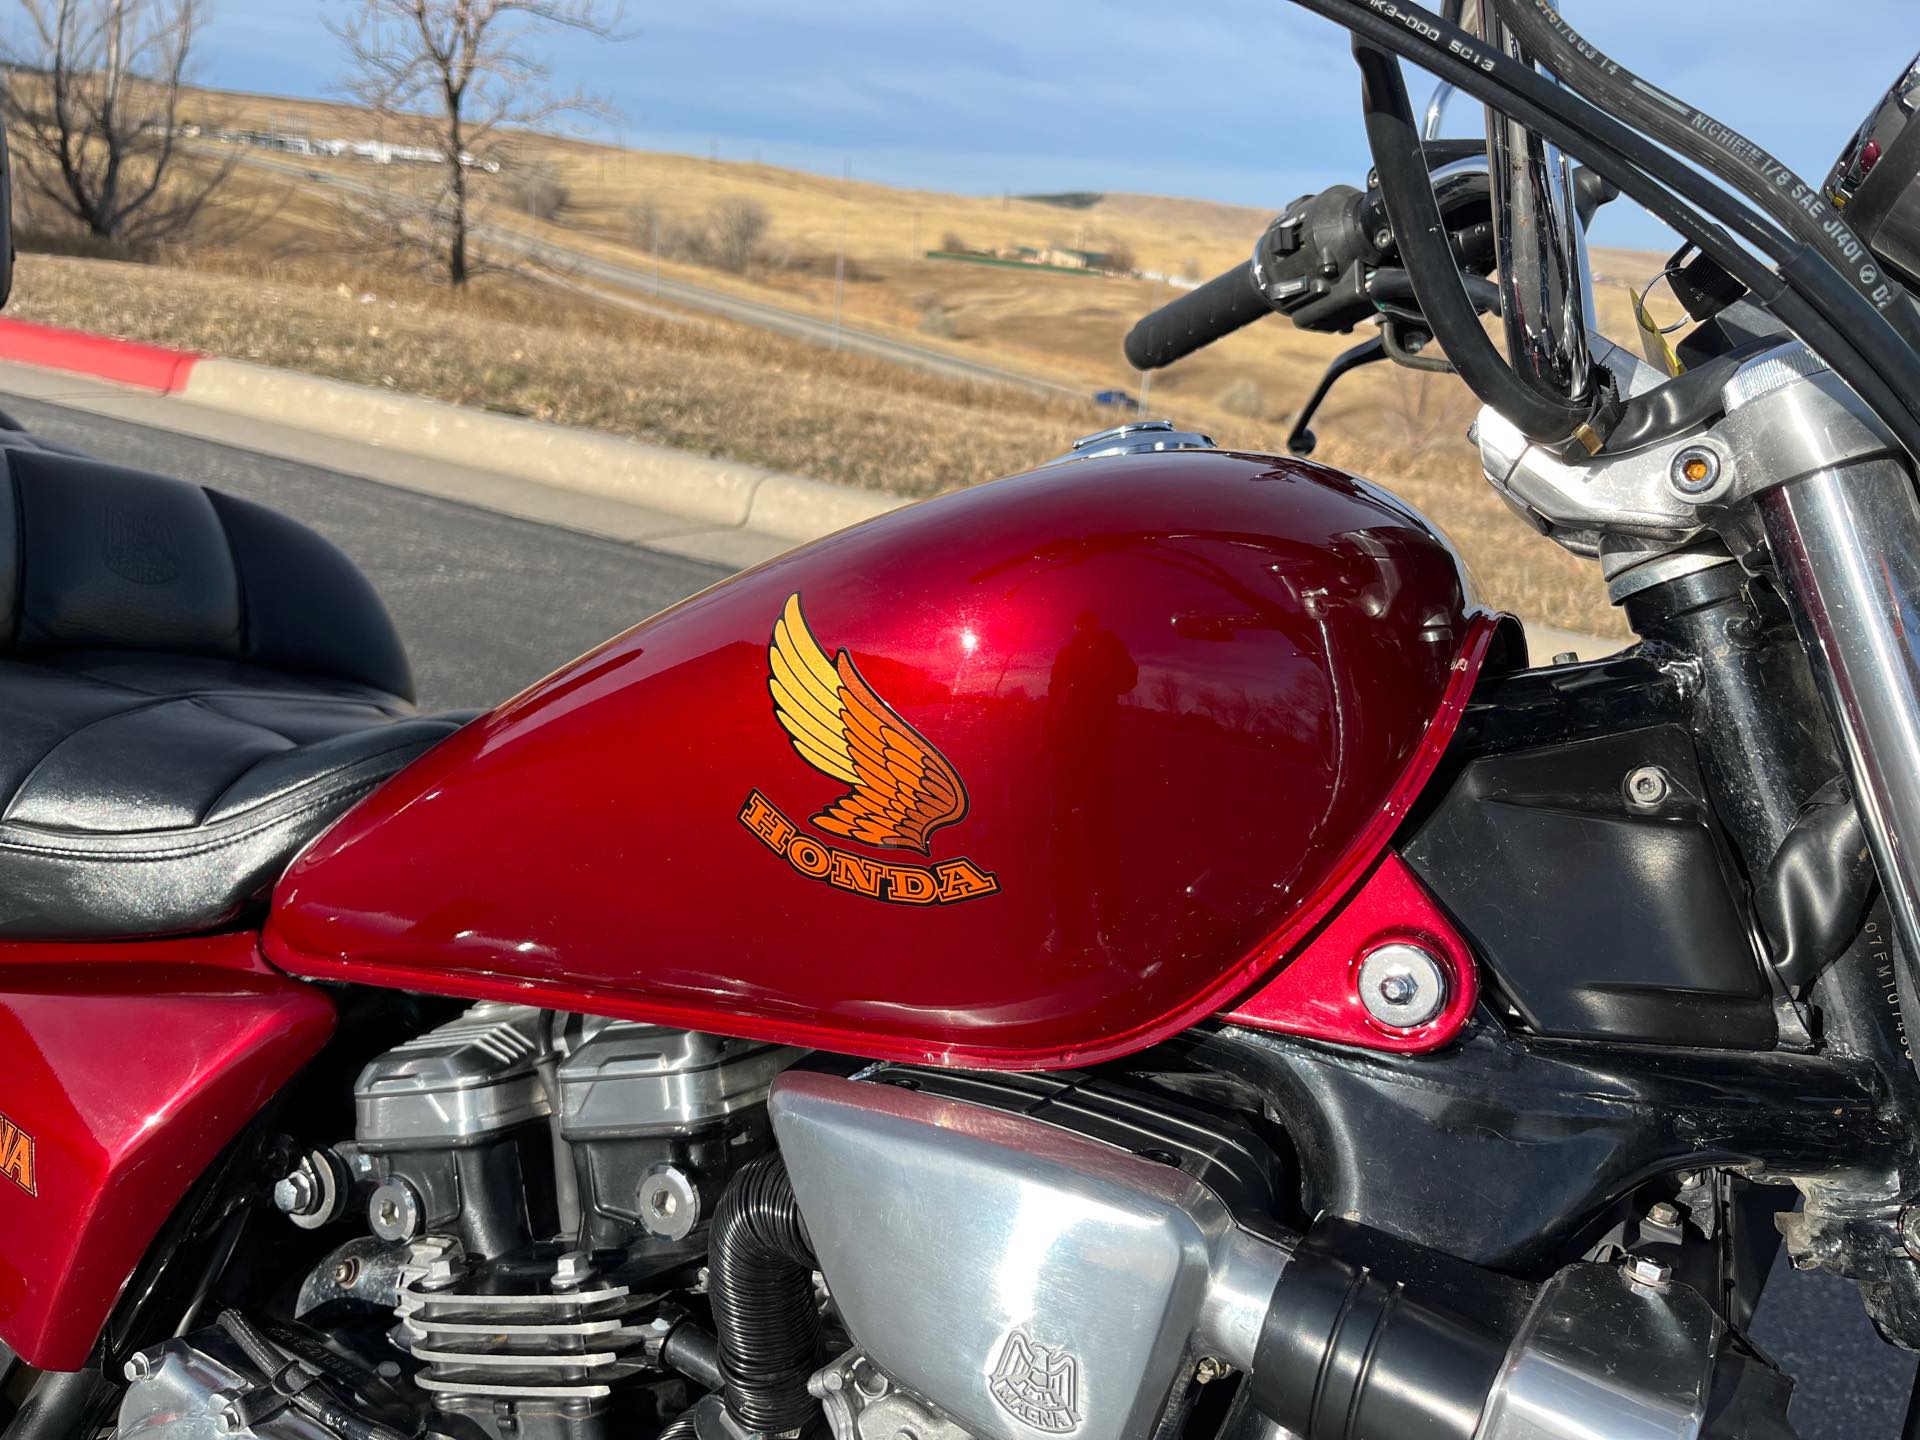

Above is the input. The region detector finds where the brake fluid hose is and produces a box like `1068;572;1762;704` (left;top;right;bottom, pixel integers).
1489;0;1920;352
1353;41;1604;447
708;1155;823;1434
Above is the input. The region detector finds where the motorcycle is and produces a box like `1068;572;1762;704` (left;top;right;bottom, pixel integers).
6;4;1920;1438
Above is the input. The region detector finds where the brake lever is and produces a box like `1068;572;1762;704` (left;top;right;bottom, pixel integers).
1287;335;1389;456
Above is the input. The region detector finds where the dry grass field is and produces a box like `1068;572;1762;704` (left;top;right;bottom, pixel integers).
7;85;1676;637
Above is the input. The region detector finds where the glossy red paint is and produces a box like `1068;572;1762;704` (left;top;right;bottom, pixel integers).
0;933;335;1371
1221;851;1478;1054
269;448;1492;1070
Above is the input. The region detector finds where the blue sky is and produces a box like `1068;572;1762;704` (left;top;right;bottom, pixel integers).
196;2;1912;250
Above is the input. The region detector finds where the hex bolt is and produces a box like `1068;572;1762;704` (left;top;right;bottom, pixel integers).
210;1393;246;1437
552;1249;597;1290
638;1164;702;1242
124;1351;156;1383
1646;1201;1682;1228
368;1179;422;1243
1357;943;1449;1028
1378;974;1418;1005
273;1171;316;1216
1625;766;1670;810
331;1257;361;1289
1624;1255;1673;1289
1670;445;1727;499
1193;1357;1227;1384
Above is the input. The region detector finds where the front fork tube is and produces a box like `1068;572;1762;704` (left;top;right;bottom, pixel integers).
1762;458;1920;1037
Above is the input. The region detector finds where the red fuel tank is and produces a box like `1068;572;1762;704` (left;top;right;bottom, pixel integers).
267;448;1495;1069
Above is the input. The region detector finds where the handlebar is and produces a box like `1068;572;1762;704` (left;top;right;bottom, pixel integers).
1123;264;1270;372
1118;42;1620;450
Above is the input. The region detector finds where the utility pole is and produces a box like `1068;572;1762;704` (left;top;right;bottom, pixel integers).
1138;278;1162;411
833;158;850;350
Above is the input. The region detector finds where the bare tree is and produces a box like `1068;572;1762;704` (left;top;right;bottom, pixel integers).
332;0;625;284
705;196;765;273
3;0;235;246
505;159;567;221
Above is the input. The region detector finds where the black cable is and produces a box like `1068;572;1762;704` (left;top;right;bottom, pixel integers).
1324;0;1920;450
1282;0;1920;461
1354;42;1593;443
1490;0;1920;351
215;1311;409;1440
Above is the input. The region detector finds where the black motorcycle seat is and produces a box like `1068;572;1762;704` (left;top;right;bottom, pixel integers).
0;440;469;939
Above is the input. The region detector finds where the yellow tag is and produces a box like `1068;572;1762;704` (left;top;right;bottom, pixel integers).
1632;282;1685;377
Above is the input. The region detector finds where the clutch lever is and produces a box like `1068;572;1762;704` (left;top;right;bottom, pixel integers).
1287;335;1387;457
1287;269;1502;456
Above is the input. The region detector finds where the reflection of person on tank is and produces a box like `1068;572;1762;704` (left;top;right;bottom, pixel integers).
1045;611;1139;954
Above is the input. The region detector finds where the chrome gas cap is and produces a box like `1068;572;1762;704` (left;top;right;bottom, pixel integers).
1052;419;1216;464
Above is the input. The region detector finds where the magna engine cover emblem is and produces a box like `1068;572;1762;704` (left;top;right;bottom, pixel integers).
989;1329;1081;1433
740;593;999;905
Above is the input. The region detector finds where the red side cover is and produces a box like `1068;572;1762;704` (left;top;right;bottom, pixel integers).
0;935;334;1371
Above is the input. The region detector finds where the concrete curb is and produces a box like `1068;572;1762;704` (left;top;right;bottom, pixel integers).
0;316;201;392
0;316;902;547
179;358;901;545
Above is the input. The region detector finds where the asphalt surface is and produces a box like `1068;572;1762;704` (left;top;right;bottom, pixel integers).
217;148;1086;401
3;391;1914;1436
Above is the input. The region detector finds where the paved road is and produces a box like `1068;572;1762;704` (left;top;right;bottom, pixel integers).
2;391;1912;1437
216;148;1087;401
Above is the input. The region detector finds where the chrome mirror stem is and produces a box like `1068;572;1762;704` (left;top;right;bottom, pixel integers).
1477;3;1594;405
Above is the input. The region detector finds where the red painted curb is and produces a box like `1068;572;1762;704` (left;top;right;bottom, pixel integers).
0;317;199;393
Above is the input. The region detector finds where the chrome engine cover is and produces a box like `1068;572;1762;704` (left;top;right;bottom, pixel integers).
769;1070;1286;1440
118;1336;342;1440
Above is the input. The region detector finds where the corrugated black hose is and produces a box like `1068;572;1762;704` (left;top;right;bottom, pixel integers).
708;1155;824;1434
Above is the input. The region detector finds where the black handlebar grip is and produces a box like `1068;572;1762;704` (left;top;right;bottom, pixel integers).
1124;263;1272;371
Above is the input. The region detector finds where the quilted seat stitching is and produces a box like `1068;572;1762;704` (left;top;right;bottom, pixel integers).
0;719;465;855
5;688;198;820
202;719;452;818
0;746;434;863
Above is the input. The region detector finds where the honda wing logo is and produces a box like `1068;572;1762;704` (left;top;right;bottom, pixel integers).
989;1329;1080;1434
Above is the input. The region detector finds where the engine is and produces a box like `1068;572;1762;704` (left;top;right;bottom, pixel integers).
112;1003;1757;1440
121;1004;797;1440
